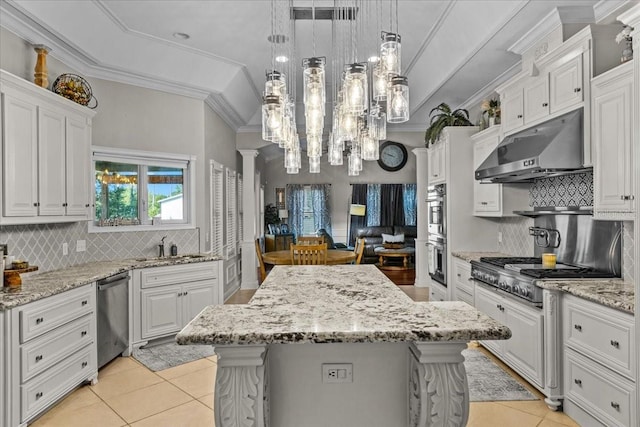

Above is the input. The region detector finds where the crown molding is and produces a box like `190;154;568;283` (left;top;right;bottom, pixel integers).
508;8;563;55
618;3;640;27
205;93;245;131
237;125;262;133
458;61;521;111
594;0;633;24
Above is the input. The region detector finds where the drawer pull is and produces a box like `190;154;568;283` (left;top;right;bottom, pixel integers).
457;273;461;277
177;292;182;297
573;324;582;332
542;102;548;107
574;379;582;386
81;300;88;306
35;355;43;363
82;361;88;368
611;402;620;411
81;330;87;337
36;317;44;325
574;87;581;93
35;392;43;400
184;291;188;296
610;340;620;348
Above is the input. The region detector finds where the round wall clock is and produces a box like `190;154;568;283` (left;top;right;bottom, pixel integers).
378;141;408;172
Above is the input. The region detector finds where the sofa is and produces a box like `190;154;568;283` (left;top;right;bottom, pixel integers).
354;225;417;264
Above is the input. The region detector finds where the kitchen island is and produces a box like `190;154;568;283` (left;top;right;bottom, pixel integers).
177;265;511;427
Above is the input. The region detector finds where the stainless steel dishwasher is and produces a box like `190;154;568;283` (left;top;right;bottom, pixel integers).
97;272;129;368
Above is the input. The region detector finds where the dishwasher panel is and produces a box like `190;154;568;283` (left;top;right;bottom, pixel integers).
97;272;129;368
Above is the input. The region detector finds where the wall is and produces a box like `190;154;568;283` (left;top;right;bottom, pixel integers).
0;27;232;273
261;131;424;243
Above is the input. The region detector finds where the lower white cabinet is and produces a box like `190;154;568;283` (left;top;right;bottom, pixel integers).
451;258;473;305
132;261;223;346
475;283;544;389
562;294;636;427
3;284;98;427
428;278;447;302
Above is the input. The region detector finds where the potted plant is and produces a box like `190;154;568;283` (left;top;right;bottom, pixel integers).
424;102;473;147
264;203;280;227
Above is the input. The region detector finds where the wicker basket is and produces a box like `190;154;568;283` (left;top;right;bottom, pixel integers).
52;74;98;108
383;243;404;249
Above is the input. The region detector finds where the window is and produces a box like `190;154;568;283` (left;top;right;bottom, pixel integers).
210;160;224;255
91;146;195;231
286;184;332;237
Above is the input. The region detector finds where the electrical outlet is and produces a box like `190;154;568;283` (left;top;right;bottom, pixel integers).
62;243;69;256
76;240;86;252
322;363;353;383
497;232;503;244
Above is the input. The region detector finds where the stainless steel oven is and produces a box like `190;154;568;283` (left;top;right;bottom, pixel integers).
427;184;446;237
427;236;446;286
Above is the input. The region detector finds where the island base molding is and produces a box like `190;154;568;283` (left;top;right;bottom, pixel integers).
212;341;469;427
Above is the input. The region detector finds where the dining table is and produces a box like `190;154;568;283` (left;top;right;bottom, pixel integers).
262;249;356;265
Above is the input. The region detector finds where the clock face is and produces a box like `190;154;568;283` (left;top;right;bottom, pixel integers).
378;141;408;171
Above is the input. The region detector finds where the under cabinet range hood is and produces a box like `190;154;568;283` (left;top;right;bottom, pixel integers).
475;109;585;183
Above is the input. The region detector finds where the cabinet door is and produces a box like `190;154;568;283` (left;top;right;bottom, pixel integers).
181;281;215;326
473;133;502;215
523;75;549;124
503;300;544;388
474;284;503;354
37;106;66;216
2;94;38;216
427;143;445;184
593;73;634;215
65;116;91;216
550;55;583;114
141;286;182;339
501;87;524;134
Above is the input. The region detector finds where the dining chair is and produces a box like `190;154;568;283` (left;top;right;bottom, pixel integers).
255;238;270;284
354;238;365;265
290;243;328;265
296;235;325;245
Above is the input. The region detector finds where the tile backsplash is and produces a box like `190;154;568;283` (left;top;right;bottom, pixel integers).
0;222;200;272
529;171;593;207
497;216;534;257
622;221;634;283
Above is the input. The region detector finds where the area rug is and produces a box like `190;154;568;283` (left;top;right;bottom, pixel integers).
133;341;215;372
463;348;538;402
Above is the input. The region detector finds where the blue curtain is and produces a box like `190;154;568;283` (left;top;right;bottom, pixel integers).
366;184;381;226
311;184;332;235
286;184;305;237
403;184;417;226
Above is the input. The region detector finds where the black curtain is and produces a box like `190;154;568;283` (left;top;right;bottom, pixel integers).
349;184;368;246
380;184;405;227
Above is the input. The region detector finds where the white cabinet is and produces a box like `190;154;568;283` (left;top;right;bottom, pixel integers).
427;141;445;185
562;294;636;427
475;283;544;389
523;74;549;124
3;284;98;427
549;55;583;114
500;86;524;132
428;279;447;302
132;261;223;346
592;62;635;219
0;70;95;225
451;258;473;305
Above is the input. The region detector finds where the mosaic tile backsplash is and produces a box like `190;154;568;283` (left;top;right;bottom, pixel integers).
497;216;535;257
529;171;593;207
0;222;200;273
622;221;634;283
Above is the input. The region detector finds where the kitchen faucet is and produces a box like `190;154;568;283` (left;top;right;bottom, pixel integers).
158;236;167;257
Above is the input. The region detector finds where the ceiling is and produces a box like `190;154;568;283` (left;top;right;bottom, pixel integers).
0;0;627;152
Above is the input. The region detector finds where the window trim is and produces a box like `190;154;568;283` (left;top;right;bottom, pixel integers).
89;145;196;233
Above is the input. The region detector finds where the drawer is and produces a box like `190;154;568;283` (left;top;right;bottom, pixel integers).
453;260;473;294
565;349;636;427
19;284;95;343
21;345;95;422
21;314;94;382
140;263;217;289
563;296;635;378
455;287;474;306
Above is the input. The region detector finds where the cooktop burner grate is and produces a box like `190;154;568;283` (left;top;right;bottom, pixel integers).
518;268;617;279
479;257;541;268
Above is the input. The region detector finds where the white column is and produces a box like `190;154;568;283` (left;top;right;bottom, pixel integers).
413;148;429;288
617;4;640;421
239;149;259;289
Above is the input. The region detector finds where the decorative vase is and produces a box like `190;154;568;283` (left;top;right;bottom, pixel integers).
489;117;495;127
33;44;51;88
621;39;633;63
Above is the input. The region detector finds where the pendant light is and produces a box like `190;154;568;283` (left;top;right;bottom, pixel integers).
262;94;284;142
380;32;401;75
387;75;409;123
343;63;368;114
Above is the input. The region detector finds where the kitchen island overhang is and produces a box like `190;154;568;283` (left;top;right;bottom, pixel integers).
177;265;511;427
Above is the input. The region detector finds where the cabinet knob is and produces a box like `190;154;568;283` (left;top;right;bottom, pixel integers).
610;340;620;348
85;204;90;207
574;379;582;386
35;392;43;400
36;317;44;325
184;291;188;296
517;114;523;119
33;202;38;207
81;330;87;337
81;300;88;306
35;355;43;362
82;361;88;368
574;87;581;93
611;402;620;410
177;292;182;297
542;103;548;107
573;324;582;332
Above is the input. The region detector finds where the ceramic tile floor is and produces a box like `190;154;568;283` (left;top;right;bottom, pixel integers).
30;286;581;427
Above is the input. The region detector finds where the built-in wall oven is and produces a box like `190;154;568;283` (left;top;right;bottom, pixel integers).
427;184;447;286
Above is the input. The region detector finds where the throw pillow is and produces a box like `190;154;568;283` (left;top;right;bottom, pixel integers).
382;233;404;243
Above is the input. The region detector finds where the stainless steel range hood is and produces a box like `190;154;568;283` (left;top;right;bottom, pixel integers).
475;109;585;183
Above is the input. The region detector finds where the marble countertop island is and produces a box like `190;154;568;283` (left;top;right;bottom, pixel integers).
177;265;511;345
535;279;634;314
1;254;221;310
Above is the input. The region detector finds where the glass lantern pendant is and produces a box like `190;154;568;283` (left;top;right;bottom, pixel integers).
344;63;368;114
361;129;379;161
372;63;387;101
307;134;322;158
262;95;284;142
380;32;401;75
309;156;320;173
368;107;387;140
303;57;326;115
387;75;410;123
264;70;286;99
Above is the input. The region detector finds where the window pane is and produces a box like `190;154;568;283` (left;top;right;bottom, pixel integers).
95;161;139;225
148;166;184;221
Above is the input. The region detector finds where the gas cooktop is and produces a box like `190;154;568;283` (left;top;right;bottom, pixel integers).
478;257;617;279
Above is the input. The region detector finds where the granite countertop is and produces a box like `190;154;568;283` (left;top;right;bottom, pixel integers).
1;254;221;310
536;279;634;315
451;251;513;263
176;265;512;345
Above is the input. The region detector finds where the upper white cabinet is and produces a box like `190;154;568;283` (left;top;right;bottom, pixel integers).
0;70;96;225
427;141;445;185
592;61;635;220
523;74;550;124
549;55;583;114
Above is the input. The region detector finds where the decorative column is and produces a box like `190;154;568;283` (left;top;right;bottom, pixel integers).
413;148;429;287
617;4;640;421
408;342;469;426
543;288;562;410
214;345;269;427
33;44;50;88
239;150;259;289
